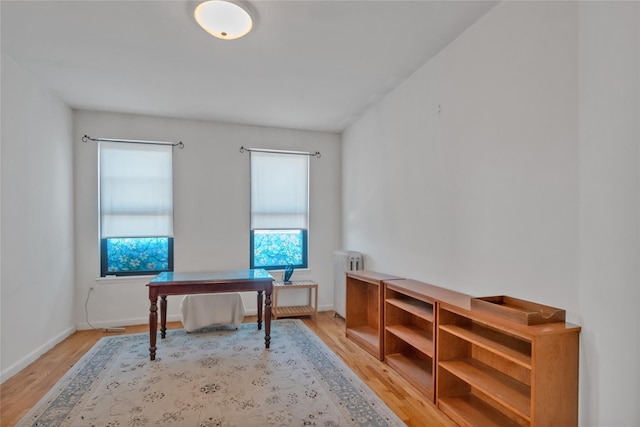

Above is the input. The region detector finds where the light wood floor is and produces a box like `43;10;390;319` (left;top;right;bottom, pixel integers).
1;312;456;426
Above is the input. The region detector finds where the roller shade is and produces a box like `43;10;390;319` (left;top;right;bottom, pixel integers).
250;151;308;229
99;142;173;238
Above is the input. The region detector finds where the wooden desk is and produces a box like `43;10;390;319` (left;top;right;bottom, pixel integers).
147;269;274;360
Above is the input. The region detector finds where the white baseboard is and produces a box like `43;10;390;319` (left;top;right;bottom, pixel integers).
76;314;184;330
1;325;76;384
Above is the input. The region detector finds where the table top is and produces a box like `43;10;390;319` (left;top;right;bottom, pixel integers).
149;269;273;285
273;280;317;287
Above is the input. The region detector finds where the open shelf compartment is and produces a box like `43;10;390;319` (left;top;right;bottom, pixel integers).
438;392;528;427
346;325;378;355
439;359;531;420
439;323;531;368
386;296;434;321
386;324;433;356
386;346;434;400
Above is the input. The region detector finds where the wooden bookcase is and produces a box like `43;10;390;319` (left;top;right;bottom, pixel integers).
436;303;581;427
384;279;437;401
346;272;581;425
345;270;402;360
382;279;471;402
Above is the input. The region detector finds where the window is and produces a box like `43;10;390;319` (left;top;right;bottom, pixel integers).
99;142;174;276
250;151;309;270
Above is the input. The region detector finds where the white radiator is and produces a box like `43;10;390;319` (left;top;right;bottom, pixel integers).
333;250;363;318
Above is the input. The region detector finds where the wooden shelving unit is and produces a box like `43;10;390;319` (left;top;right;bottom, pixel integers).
272;280;318;320
384;280;436;401
382;279;471;402
437;303;581;426
345;271;581;426
345;270;401;360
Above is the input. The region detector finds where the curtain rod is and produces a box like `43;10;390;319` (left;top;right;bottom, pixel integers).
239;146;321;158
82;135;184;149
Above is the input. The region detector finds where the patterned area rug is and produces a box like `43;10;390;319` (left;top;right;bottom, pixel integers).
18;319;405;426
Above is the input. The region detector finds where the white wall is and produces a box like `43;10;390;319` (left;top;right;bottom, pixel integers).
343;2;639;426
344;1;580;306
1;54;75;382
74;111;341;328
578;2;640;425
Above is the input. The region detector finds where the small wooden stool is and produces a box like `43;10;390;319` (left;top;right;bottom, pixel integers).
272;280;318;320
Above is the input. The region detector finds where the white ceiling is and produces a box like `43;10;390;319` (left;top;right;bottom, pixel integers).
1;0;497;133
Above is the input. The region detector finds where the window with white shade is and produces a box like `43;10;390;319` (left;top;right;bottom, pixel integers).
250;151;309;270
99;142;174;276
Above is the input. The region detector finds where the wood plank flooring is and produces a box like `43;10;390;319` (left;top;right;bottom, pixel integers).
1;311;456;426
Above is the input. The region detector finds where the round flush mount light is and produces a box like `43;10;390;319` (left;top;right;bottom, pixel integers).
194;0;253;40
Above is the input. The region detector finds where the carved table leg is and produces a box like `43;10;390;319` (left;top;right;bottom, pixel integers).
160;295;167;339
149;295;158;361
257;290;263;330
264;289;272;349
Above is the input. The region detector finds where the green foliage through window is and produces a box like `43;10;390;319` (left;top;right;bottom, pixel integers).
251;229;307;270
101;237;173;276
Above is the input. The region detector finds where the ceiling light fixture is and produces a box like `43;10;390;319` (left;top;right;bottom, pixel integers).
194;1;253;40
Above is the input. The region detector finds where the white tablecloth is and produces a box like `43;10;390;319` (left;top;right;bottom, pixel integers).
179;293;245;332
